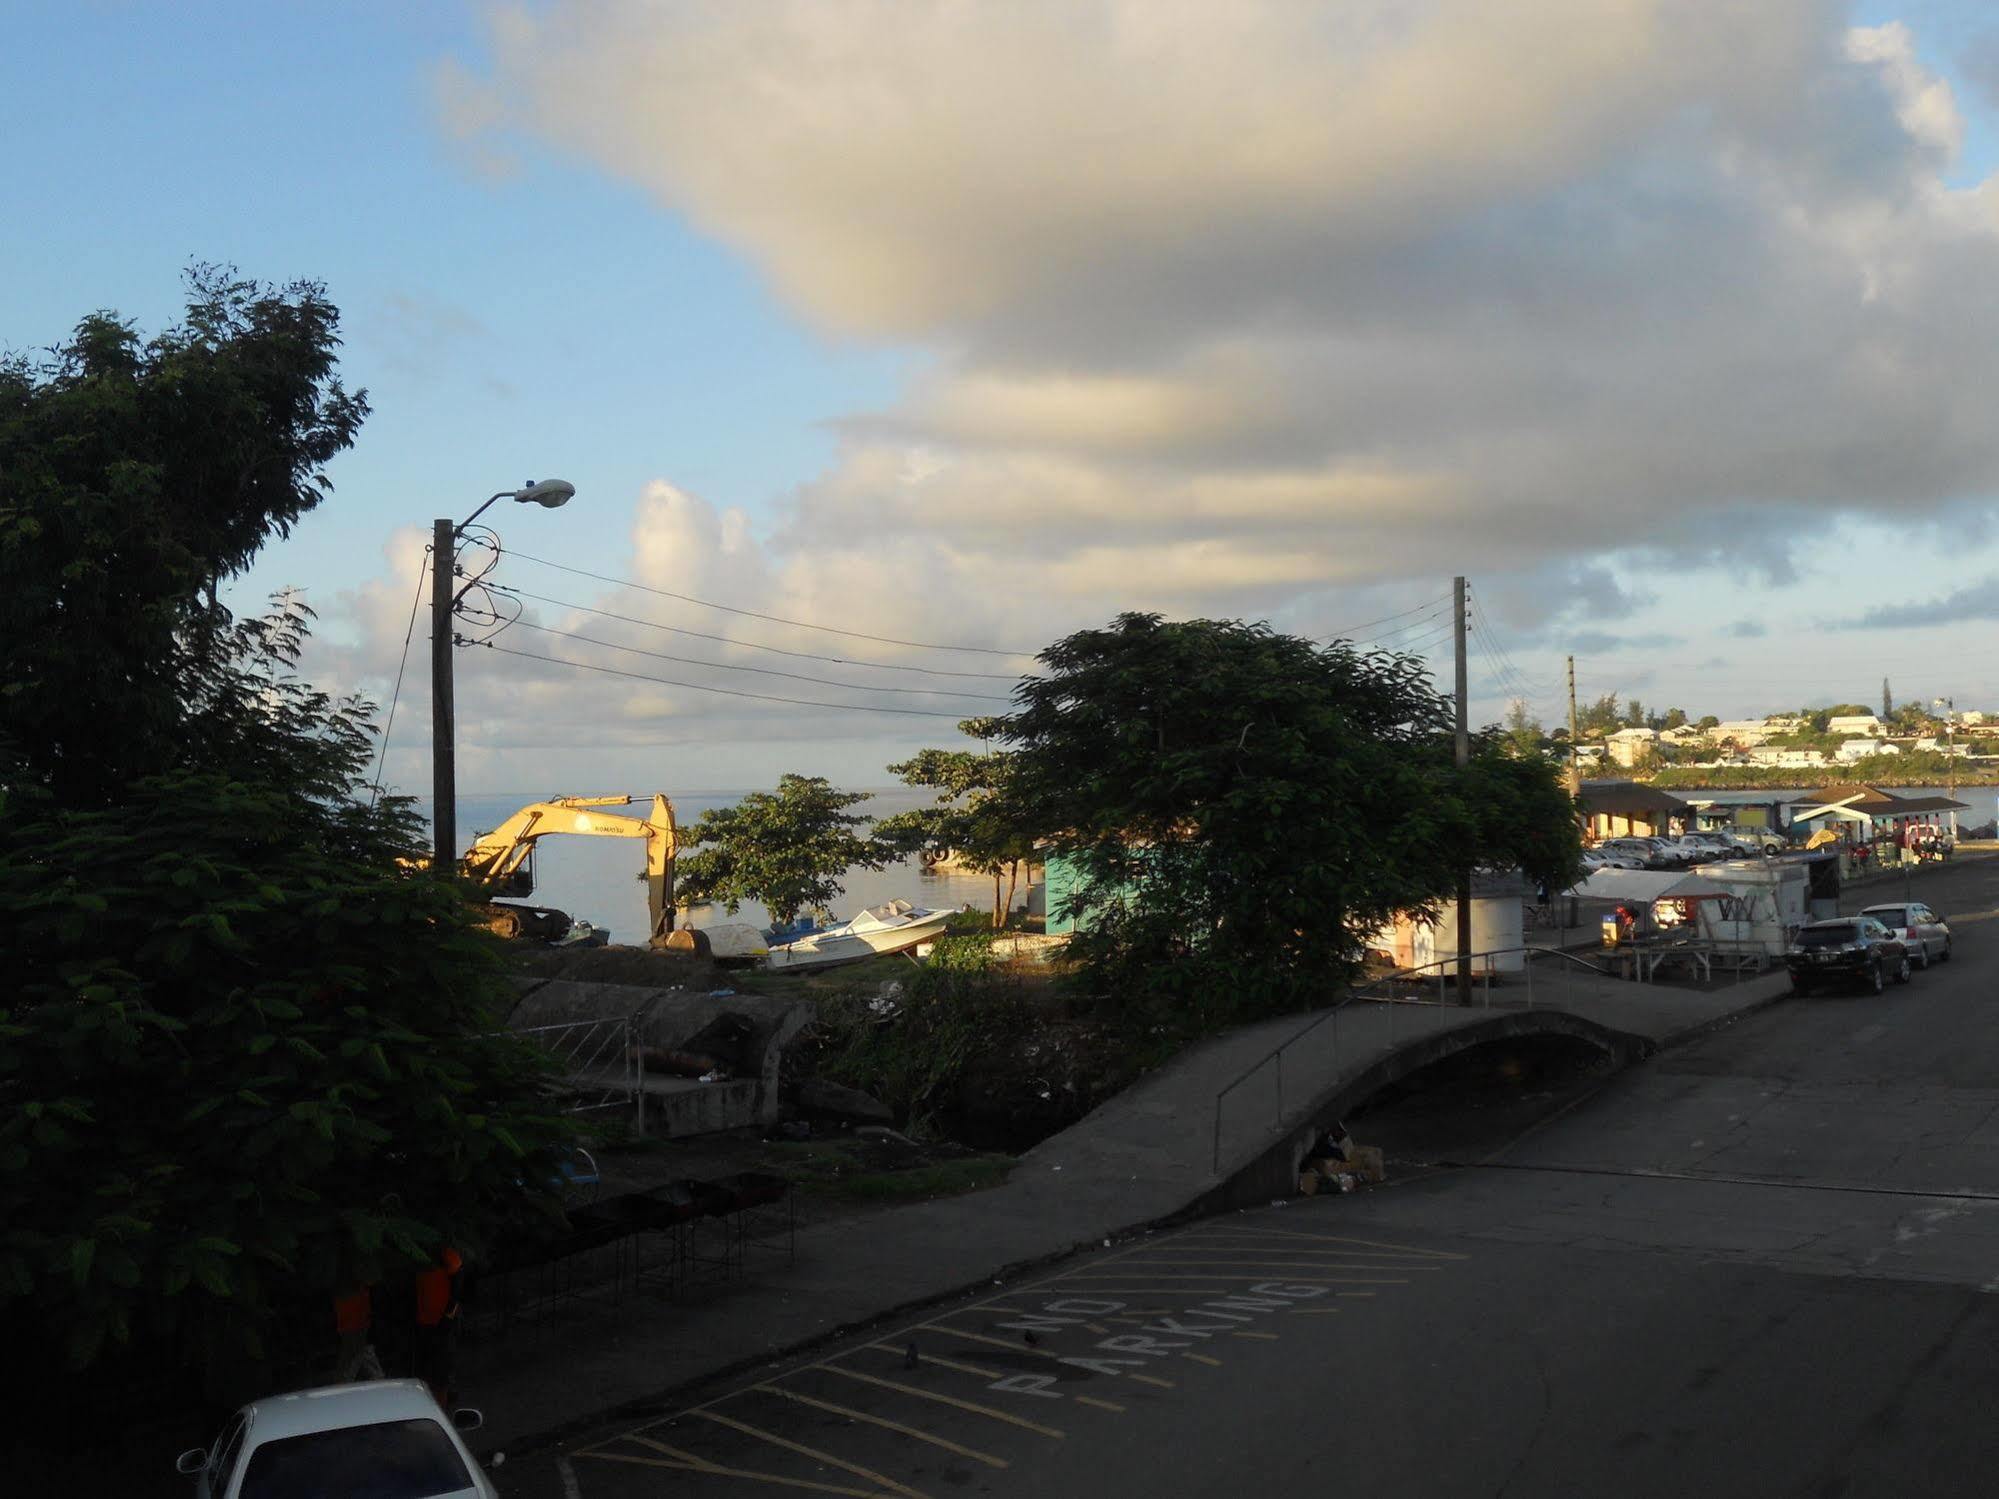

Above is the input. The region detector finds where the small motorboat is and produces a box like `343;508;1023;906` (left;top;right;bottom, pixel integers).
764;900;960;972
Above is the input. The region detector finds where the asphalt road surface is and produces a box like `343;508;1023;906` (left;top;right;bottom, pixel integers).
502;857;1999;1499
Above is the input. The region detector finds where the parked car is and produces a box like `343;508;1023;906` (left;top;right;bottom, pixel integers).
1785;916;1912;996
1721;827;1787;855
1586;843;1649;871
1665;833;1740;862
1859;902;1953;968
1598;836;1676;869
176;1380;495;1499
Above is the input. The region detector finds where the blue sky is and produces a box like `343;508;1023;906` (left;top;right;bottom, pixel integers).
11;2;1999;792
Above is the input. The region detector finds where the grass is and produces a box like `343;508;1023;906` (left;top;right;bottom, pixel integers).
755;1138;1017;1202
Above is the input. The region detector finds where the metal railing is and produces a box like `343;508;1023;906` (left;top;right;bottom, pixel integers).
510;1015;645;1133
1206;939;1760;1175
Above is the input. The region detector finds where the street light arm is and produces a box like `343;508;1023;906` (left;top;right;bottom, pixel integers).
453;490;517;539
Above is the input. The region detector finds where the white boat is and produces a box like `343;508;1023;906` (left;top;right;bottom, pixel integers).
764;900;960;972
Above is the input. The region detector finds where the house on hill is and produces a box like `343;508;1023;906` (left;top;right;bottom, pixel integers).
1826;714;1886;737
1606;726;1659;768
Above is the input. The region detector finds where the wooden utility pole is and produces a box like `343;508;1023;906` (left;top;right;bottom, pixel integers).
1566;654;1581;797
431;518;457;875
1454;576;1472;1005
1947;698;1958;839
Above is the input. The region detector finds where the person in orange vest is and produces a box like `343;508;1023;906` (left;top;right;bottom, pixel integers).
333;1285;384;1382
412;1248;464;1406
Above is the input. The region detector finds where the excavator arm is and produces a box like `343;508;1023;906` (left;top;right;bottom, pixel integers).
461;794;679;940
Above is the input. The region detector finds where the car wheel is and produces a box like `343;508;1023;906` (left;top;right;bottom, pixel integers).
1869;961;1886;995
1941;939;1953;963
1896;954;1912;985
1915;944;1931;970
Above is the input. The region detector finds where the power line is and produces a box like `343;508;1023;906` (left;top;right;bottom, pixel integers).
501;546;1037;659
469;640;978;717
1323;593;1454;641
366;548;430;807
487;582;1025;682
501;617;1014;702
1353;605;1452;648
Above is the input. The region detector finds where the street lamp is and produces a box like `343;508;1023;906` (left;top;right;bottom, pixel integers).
432;481;576;874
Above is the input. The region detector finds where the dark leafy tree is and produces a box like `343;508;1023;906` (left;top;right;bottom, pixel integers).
990;614;1581;1034
0;273;568;1399
876;738;1042;929
675;775;887;927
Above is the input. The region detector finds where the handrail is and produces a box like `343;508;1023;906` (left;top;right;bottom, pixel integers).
1208;942;1634;1175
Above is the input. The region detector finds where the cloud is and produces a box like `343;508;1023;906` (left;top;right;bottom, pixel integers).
1722;619;1769;638
1569;630;1685;654
1849;576;1999;630
403;4;1999;764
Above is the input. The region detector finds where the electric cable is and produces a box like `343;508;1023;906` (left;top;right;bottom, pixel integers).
500;546;1037;658
366;548;430;808
468;640;982;718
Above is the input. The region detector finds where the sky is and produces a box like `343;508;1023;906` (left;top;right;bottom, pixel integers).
10;1;1999;795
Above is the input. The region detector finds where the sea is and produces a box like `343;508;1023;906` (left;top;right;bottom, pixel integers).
416;787;1023;944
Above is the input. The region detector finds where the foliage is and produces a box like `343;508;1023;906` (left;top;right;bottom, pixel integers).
876;740;1042;927
1576;692;1624;736
0;273;568;1386
812;968;1034;1132
676;774;887;926
989;614;1582;1033
1501;700;1544;758
1652;750;1979;790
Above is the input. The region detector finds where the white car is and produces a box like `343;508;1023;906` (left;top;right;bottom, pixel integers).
176;1379;496;1499
1860;901;1953;968
1586;844;1649;870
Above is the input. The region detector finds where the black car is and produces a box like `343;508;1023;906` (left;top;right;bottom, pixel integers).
1786;917;1912;995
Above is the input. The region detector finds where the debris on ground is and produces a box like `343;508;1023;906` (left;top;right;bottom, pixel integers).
1298;1121;1388;1195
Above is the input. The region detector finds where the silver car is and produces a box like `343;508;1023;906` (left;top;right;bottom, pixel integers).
176;1379;496;1499
1859;902;1953;968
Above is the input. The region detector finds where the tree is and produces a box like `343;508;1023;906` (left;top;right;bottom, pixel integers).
1661;707;1688;730
875;737;1041;928
1624;697;1646;728
1501;700;1544;759
990;614;1581;1032
675;775;887;927
1577;692;1623;736
1696;715;1720;731
0;273;569;1397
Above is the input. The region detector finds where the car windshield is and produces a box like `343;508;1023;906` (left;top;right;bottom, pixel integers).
1797;925;1857;950
1866;908;1909;927
239;1418;472;1499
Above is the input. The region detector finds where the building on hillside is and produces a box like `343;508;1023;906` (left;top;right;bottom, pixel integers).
1580;780;1692;841
1958;711;1987;726
1714;719;1782;747
1659;724;1707;746
1826;714;1886;737
1606;726;1659;768
1746;747;1828;769
1834;738;1897;763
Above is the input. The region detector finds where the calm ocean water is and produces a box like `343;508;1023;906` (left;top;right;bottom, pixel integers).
416;787;1025;944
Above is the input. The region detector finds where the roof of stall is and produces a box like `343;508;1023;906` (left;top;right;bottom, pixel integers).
1568;869;1738;903
1578;780;1694;817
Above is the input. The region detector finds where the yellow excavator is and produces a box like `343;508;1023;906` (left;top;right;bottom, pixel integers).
459;794;679;944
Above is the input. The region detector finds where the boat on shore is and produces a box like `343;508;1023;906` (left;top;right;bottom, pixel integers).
764;900;960;972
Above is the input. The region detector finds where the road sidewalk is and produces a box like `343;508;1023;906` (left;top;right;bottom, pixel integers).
463;957;1794;1462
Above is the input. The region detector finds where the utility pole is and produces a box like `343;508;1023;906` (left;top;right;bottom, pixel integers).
1454;576;1472;1005
1947;698;1958;840
1566;655;1582;797
431;519;457;876
1883;677;1892;723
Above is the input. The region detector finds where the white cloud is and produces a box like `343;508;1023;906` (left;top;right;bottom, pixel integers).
404;3;1999;767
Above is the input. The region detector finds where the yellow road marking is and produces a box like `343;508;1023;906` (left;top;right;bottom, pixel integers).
1075;1395;1126;1413
816;1365;1066;1439
1183;1352;1224;1366
583;1435;877;1499
1185;1227;1467;1259
917;1322;1072;1361
1086;1322;1110;1334
691;1408;930;1499
1230;1331;1280;1341
1114;1259;1440;1271
1128;1372;1176;1388
755;1384;1008;1470
1059;1274;1409;1285
857;1343;1001;1380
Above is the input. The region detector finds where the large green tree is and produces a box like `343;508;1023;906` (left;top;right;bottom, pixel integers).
992;614;1580;1030
675;774;887;927
875;739;1041;929
0;272;568;1395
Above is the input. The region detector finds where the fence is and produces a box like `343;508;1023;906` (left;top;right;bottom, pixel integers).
509;1014;645;1133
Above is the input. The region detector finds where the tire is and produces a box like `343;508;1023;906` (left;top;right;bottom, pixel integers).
1869;961;1886;995
1915;944;1931;970
1940;938;1952;963
1895;954;1912;986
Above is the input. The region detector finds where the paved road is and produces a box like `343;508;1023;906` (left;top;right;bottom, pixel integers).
500;858;1999;1498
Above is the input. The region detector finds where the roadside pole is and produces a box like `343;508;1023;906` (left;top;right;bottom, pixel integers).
1566;655;1581;797
1455;576;1472;1005
431;518;457;876
1947;698;1958;840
